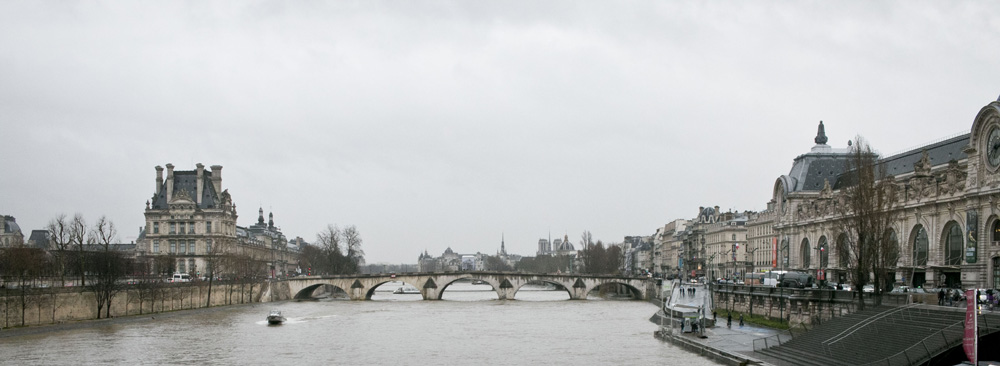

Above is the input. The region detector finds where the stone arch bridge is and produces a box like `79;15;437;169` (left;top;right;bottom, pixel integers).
286;272;653;301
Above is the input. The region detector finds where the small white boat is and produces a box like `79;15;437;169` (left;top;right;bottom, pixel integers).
267;310;286;325
393;286;420;294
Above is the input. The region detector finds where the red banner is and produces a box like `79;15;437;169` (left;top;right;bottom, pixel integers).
964;289;977;365
771;237;778;268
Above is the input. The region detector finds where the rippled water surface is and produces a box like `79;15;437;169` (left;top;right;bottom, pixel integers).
0;283;718;365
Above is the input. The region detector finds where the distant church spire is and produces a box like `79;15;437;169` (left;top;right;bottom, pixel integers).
814;121;828;145
258;207;265;225
501;233;507;256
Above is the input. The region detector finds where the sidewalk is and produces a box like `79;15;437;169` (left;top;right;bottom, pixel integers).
661;320;781;366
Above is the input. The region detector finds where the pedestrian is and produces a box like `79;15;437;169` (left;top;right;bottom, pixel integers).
938;289;945;306
727;312;732;328
739;314;744;327
680;318;685;333
713;310;717;321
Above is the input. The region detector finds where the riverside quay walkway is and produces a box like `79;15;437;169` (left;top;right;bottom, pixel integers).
754;304;1000;366
659;303;1000;366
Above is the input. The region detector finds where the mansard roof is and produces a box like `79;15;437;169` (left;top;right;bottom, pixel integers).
150;170;220;210
832;133;970;190
880;134;970;177
784;152;851;193
3;216;20;234
27;230;51;249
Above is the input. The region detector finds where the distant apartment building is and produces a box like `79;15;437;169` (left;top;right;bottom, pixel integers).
653;219;687;276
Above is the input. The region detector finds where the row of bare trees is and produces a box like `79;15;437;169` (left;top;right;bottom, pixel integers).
299;225;365;275
577;231;623;274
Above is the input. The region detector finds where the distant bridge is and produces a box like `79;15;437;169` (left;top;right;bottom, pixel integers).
286;272;653;301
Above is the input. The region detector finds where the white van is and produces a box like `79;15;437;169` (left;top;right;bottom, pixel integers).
762;271;784;287
171;273;191;283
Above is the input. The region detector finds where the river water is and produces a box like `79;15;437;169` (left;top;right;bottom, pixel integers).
0;282;718;365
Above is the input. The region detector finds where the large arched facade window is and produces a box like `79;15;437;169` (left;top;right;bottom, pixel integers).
912;225;928;266
886;229;899;267
837;233;849;268
992;217;1000;244
800;238;811;269
994;256;1000;289
943;221;964;266
818;236;829;268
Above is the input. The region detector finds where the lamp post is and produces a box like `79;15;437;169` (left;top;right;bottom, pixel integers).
779;237;789;323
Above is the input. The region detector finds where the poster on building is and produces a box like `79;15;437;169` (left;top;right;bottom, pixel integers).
966;210;978;263
771;237;778;268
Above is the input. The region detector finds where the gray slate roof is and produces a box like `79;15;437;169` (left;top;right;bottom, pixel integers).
151;171;220;209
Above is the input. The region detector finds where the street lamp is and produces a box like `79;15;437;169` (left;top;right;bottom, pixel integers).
779;237;790;323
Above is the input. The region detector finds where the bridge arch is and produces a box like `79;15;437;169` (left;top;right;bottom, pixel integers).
584;281;643;299
510;279;572;300
363;280;425;300
293;283;349;300
435;275;503;300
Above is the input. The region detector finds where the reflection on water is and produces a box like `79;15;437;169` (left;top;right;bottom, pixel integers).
0;281;720;365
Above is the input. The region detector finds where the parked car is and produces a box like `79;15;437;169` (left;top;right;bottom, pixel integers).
862;285;874;293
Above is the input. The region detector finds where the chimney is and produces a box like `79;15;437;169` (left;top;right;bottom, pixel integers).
196;163;205;205
155;165;164;195
210;165;223;194
165;163;174;202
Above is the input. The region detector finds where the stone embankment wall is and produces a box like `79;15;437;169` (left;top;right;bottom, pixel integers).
0;281;291;329
711;284;912;326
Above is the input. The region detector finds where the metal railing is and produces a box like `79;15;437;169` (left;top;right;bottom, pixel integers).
823;304;920;346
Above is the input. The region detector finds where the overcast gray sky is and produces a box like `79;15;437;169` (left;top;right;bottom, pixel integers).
1;2;997;264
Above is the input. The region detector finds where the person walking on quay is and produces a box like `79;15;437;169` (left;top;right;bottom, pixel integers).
713;310;717;321
739;314;744;327
727;312;732;328
680;318;685;333
938;289;945;306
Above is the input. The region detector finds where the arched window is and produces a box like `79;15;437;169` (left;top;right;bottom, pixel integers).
993;257;1000;289
886;229;899;267
944;222;964;266
801;238;811;269
993;219;1000;243
818;236;828;268
913;225;928;266
837;234;850;268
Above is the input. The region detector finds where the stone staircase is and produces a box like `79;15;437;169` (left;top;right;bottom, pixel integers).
757;305;1000;366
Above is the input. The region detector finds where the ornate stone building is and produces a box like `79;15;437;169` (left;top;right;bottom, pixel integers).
140;163;291;277
0;215;23;247
768;99;1000;289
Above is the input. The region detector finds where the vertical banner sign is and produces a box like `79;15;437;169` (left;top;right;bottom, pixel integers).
966;210;978;263
772;237;778;268
964;289;977;365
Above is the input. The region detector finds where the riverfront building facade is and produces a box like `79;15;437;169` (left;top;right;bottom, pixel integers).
766;99;1000;289
140;163;293;277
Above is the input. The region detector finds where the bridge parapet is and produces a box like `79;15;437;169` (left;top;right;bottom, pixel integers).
286;272;652;301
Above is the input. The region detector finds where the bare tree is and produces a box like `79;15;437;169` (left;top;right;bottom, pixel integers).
86;216;129;319
47;214;72;287
343;225;365;272
69;214;87;287
838;136;899;310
